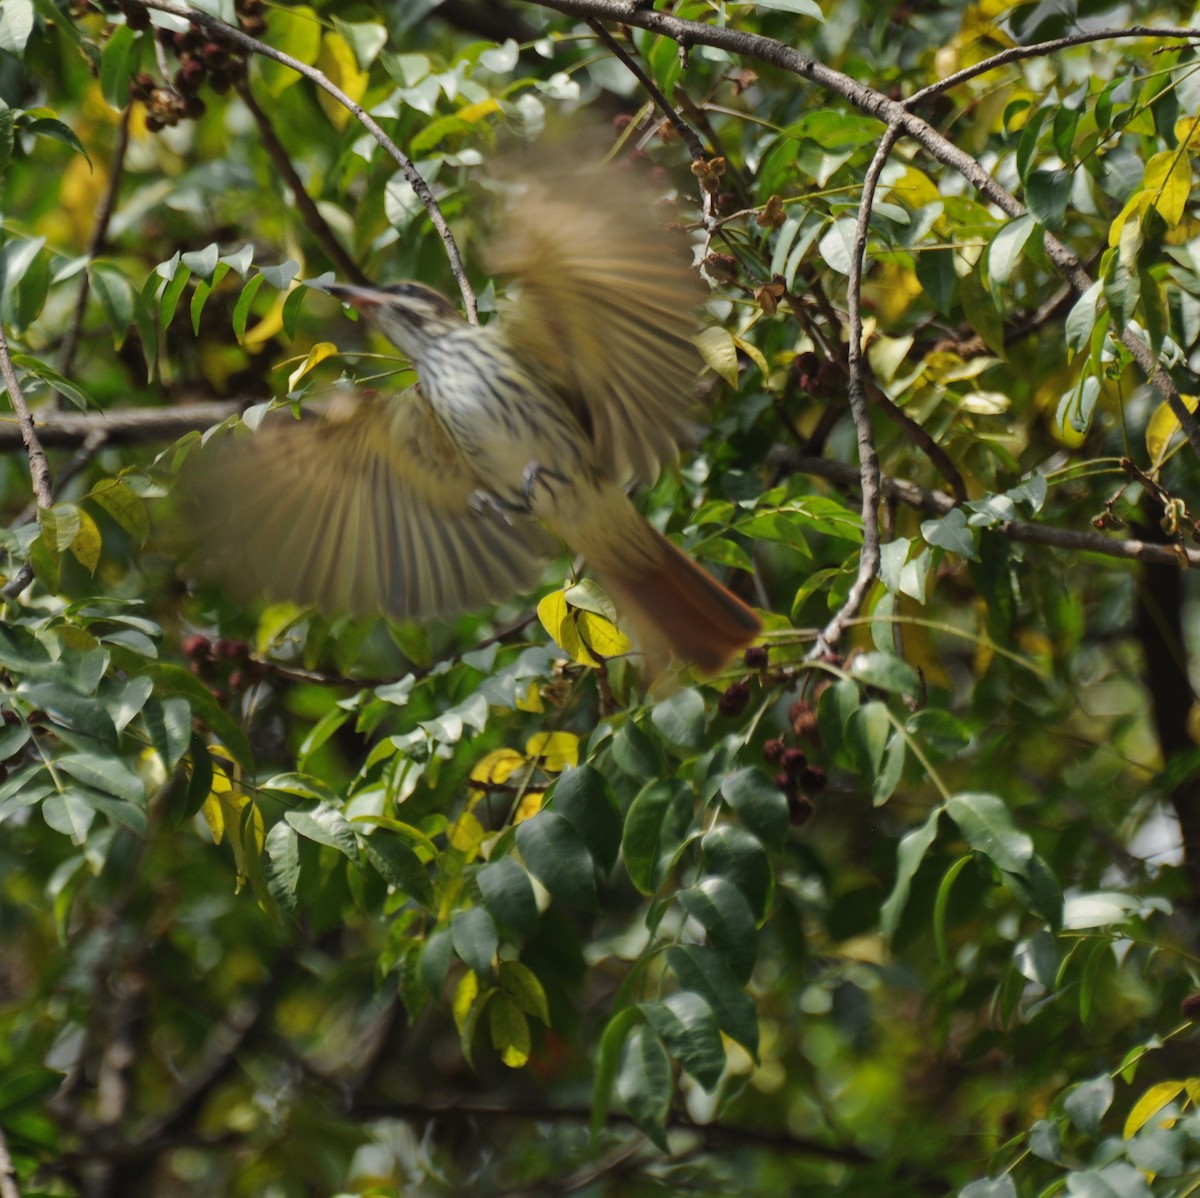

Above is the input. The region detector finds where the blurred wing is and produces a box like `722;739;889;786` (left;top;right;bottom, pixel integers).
486;150;705;487
183;388;554;620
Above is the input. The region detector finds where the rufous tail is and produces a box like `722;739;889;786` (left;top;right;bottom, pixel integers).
566;486;761;677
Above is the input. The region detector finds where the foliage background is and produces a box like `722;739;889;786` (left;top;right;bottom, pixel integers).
0;0;1199;1195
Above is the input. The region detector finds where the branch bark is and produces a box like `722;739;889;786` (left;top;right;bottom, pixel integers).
525;1;1200;460
138;0;478;321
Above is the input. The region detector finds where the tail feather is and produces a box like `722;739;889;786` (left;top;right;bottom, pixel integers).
571;492;760;676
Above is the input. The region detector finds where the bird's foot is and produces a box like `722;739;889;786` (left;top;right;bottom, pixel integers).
522;461;570;506
470;489;514;525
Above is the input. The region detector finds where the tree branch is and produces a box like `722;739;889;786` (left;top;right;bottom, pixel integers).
812;124;898;654
905;25;1200;105
138;0;478;322
59;104;132;391
771;449;1200;568
586;20;707;162
524;2;1200;459
235;79;370;287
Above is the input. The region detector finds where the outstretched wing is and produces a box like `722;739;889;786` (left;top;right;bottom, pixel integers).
486;143;705;488
183;388;554;620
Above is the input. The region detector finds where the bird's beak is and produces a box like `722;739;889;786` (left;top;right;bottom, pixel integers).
326;282;385;311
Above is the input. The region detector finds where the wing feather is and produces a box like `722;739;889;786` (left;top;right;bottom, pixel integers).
183;387;553;620
486;144;706;487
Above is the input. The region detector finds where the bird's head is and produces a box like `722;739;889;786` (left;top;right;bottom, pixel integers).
328;281;464;360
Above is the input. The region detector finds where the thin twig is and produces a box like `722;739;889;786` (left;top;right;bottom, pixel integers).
812;124;900;655
59;104;132;390
527;2;1200;459
0;329;52;510
138;0;478;322
235;78;370;286
14;428;109;527
906;24;1200;105
770;449;1200;568
587;20;706;161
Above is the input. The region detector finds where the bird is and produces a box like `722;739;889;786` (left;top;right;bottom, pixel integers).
184;139;761;678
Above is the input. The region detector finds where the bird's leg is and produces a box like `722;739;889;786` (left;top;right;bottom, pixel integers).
522;461;570;507
470;489;515;525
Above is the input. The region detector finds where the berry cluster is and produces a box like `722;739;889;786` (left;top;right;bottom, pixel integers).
182;634;261;707
89;0;270;132
716;649;828;827
763;699;826;826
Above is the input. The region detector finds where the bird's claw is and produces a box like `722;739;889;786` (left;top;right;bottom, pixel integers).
522;461;569;506
470;489;513;526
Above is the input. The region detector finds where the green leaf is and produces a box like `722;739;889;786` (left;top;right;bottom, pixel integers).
99;24;139;109
719;767;788;849
0;1068;63;1114
666;944;758;1057
57;752;143;803
285;803;359;860
515;810;598;911
641;992;725;1091
233;273;266;343
488;993;531;1068
159;263;191;332
1026;168;1071;230
548;764;620;873
1064;1073;1114;1137
678;876;758;983
610;719;661;777
89;479;149;542
592;1006;642;1143
921;508;978;559
616;1024;671;1150
621;780;691;895
23;114;91;166
363;834;434;907
476;856;538;937
987;213;1034;287
451;907;498;977
701;824;772;922
650;687;705;754
142;663;253;770
945;793;1032;874
265;821;300;915
881;806;941;937
850;651;921;695
16;680;116;745
498;960;550;1025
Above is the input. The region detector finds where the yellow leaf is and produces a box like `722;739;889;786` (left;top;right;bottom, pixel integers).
525;731;579;772
1124;1080;1188;1139
515;681;543;713
1143;149;1190;227
243;288;289;349
452;970;480;1036
470;748;526;785
489;994;531;1068
448;811;485;856
693;326;739;388
891;166;941;211
537;589;598;667
457;98;501;124
577;610;632;660
1146;394;1198;466
316;32;368;129
499;960;551;1025
287;341;338;391
69;507;102;575
732;333;770;380
1175;115;1200;151
513;792;544;823
201;794;226;844
258;6;321;97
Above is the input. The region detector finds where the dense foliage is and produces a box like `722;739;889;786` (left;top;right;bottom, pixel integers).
1;0;1199;1194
